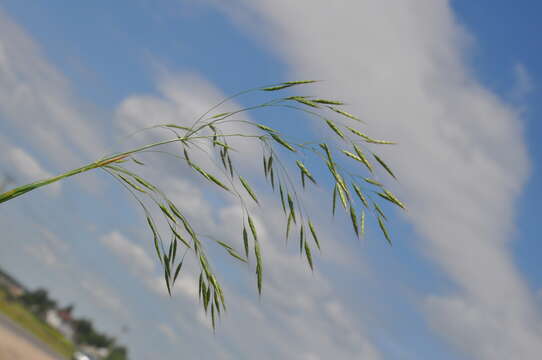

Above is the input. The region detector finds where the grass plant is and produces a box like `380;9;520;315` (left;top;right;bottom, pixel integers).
0;81;405;328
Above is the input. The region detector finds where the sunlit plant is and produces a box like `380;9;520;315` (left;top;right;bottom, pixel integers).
0;81;404;328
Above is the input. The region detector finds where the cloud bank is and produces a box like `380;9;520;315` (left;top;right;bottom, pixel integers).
209;0;540;358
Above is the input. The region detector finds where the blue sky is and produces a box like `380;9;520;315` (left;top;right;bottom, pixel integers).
0;1;540;359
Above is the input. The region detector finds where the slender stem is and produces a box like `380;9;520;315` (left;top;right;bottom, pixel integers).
0;129;263;205
0;162;101;204
0;135;192;204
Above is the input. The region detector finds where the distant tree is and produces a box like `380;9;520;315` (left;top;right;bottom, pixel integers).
19;288;57;316
63;303;74;313
106;346;128;360
0;82;404;328
72;318;93;344
72;318;114;348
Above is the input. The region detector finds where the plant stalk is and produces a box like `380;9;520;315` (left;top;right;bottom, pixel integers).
0;113;272;205
0;161;103;204
0;135;193;205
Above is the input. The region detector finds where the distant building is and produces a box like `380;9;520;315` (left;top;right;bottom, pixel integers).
0;266;27;297
80;344;111;359
45;305;75;340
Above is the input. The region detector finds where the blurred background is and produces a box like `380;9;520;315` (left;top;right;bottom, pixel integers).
0;1;540;359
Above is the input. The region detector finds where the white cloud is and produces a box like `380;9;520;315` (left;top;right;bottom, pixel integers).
157;323;178;344
23;227;69;267
5;147;50;179
80;278;127;315
426;294;542;359
0;143;60;194
144;273;198;300
100;231;155;274
144;276;170;297
207;0;541;358
24;243;61;267
0;9;105;188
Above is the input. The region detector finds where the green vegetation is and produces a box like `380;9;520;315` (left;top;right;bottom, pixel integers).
1;286;129;359
0;287;75;358
19;288;57;317
0;82;404;329
72;318;114;348
106;346;128;360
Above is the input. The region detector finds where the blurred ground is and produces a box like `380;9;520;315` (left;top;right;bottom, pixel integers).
0;314;63;360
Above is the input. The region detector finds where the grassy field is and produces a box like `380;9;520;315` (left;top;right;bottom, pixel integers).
0;288;75;359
